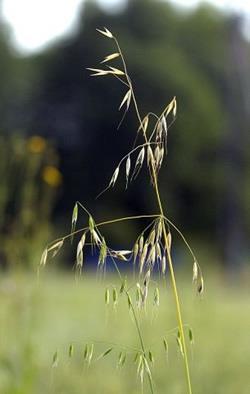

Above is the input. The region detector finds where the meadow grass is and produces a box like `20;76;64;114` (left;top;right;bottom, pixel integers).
0;270;249;394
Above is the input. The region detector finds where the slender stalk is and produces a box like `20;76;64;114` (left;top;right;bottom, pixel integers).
117;43;193;392
111;258;154;394
149;152;193;394
47;214;160;248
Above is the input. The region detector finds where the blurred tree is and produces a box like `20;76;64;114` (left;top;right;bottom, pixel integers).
1;0;249;266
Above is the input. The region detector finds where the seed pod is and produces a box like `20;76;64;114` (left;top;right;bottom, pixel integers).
119;89;132;111
137;354;144;381
142;270;150;305
69;344;74;358
120;277;127;294
109;166;120;188
98;238;107;266
97;347;113;360
162;255;166;275
52;351;58;368
154;146;161;167
147;145;155;169
156;219;163;241
156;121;163;143
133;242;139;265
71;202;78;241
163;338;169;362
105;288;110;305
148;350;154;364
188;328;194;345
125;156;131;187
147;228;156;246
197;276;204;294
127;293;132;309
139;235;144;254
88;344;94;364
173;97;177;117
118;351;126;368
113;287;118;305
192;261;198;282
132;147;145;179
96;27;113;38
40;248;48;266
110;250;131;261
136;284;141;307
139;243;148;274
138;115;149;135
156;243;162;262
48;239;64;258
83;344;89;361
166;231;172;253
159;147;165;167
76;235;85;272
146;245;156;268
92;229;101;245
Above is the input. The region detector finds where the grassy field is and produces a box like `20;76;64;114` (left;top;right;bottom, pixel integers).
0;269;249;394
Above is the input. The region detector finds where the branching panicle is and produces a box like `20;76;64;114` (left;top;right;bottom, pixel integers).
41;27;204;394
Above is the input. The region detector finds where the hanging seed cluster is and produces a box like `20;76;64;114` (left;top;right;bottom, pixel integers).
133;218;168;278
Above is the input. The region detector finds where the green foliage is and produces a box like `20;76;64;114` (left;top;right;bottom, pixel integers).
0;135;61;269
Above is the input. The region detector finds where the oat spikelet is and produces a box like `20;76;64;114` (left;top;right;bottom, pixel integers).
99;237;107;266
173;96;177;117
109;166;120;188
156;243;162;262
86;68;110;76
192;261;198;282
139;242;148;274
48;239;64;258
162;255;166;274
125;156;131;187
119;89;132;111
40;248;48;266
147;228;156;246
96;27;113;38
139;235;144;255
111;250;132;261
197;276;204;294
101;53;120;63
76;232;86;272
139;115;149;135
132;147;145;179
141;269;150;306
133;242;139;264
108;66;125;76
147;145;155;169
166;230;172;253
146;245;156;267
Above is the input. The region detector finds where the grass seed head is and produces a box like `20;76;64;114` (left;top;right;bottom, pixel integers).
101;52;120;63
109;166;120;188
126;155;131;186
40;248;48;266
96;27;113;38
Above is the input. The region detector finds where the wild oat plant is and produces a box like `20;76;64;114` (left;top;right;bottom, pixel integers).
40;28;204;394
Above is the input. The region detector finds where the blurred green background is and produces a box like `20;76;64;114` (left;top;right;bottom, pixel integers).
0;0;250;392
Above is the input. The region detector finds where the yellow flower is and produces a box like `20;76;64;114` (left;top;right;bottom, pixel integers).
27;136;46;153
42;166;62;187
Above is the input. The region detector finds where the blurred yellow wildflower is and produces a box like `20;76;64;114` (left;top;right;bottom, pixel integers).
27;136;46;153
42;166;62;187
